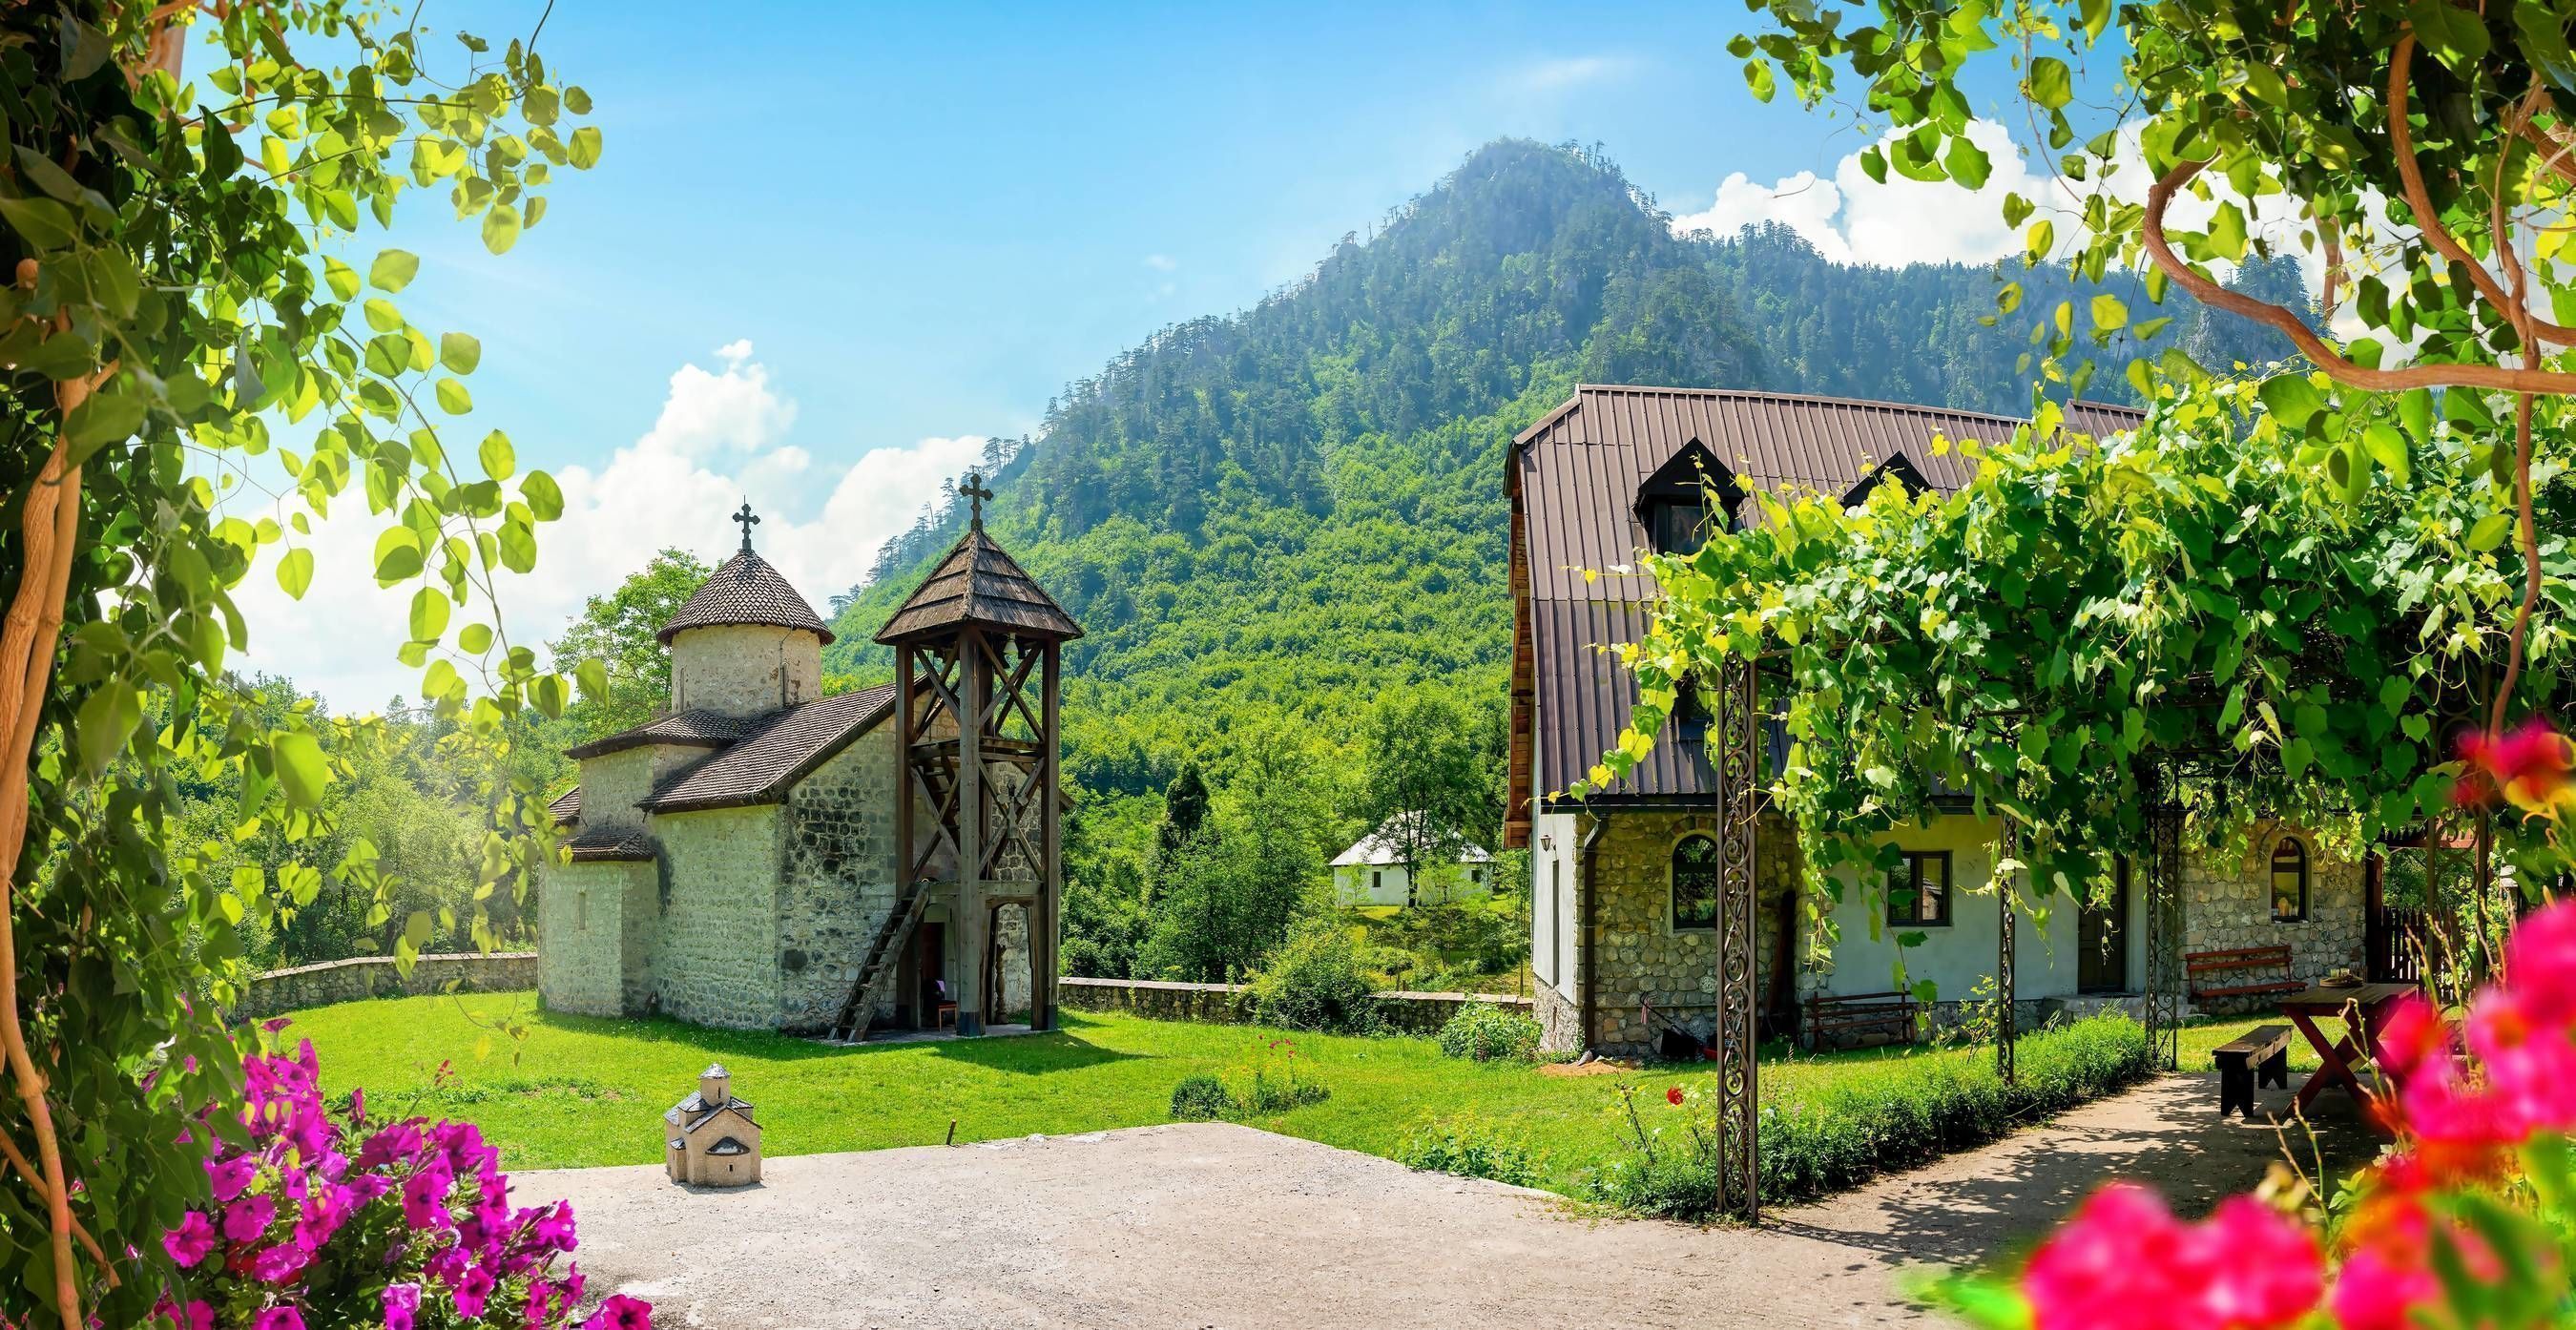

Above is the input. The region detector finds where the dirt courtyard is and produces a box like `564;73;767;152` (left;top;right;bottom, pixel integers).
528;1072;2373;1330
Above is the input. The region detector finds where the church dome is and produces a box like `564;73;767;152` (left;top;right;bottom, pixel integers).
657;548;835;646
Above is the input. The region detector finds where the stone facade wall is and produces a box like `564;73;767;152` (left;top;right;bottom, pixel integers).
574;746;656;833
652;804;785;1028
238;952;535;1019
2183;823;2366;1012
1057;977;1529;1034
537;861;634;1017
776;727;903;1033
1570;809;1799;1056
669;624;822;718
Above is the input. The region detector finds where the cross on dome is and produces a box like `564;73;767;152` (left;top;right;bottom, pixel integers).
732;499;760;552
960;472;993;530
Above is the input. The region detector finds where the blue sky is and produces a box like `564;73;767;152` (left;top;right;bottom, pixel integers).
243;2;2066;708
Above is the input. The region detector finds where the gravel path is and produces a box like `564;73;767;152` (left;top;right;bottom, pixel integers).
523;1071;2373;1329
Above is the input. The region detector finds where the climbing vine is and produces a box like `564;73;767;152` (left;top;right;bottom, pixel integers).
1592;377;2571;980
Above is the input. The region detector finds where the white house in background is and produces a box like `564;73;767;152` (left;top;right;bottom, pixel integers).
1331;814;1495;906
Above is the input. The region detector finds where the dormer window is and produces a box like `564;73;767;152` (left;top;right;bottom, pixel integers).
1840;453;1930;509
1635;439;1742;555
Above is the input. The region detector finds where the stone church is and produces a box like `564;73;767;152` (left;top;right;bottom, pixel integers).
538;489;1078;1038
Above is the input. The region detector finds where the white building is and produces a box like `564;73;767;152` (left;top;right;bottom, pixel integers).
1330;814;1495;906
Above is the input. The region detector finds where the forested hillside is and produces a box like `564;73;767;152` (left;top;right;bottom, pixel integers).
816;138;2316;977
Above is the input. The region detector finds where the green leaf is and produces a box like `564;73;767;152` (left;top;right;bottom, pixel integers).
2410;0;2492;66
2518;1;2576;90
364;298;405;333
566;86;594;114
373;527;424;583
568;126;603;170
0;197;76;251
575;656;610;701
2090;293;2128;331
2362;422;2412;485
460;623;495;654
272;730;329;808
1944;135;1991;189
2208;201;2248;261
521;469;564;521
2467;511;2515;551
369;249;421;292
73;679;139;772
478;430;515;480
277;548;315;600
323;258;362;301
62;390;145;455
1744;58;1776;103
2258;373;2327;430
440;332;482;375
481;203;523;255
408;588;451;643
435;378;473;414
2027;56;2072;109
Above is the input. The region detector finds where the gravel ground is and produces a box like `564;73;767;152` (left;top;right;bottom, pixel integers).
523;1071;2374;1330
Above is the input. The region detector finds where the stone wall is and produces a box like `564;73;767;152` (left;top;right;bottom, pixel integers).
574;746;656;833
1570;809;1798;1056
776;726;903;1033
2184;822;2366;1011
669;624;822;718
652;803;785;1028
1057;977;1530;1034
537;861;636;1017
238;952;535;1019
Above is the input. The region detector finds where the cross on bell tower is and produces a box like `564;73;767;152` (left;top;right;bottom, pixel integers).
733;499;760;552
960;472;993;530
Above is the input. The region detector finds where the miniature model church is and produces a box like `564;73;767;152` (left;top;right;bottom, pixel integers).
536;479;1081;1040
664;1063;761;1186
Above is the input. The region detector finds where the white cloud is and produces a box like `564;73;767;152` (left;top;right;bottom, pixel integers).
1143;254;1177;272
1514;55;1634;94
229;343;991;712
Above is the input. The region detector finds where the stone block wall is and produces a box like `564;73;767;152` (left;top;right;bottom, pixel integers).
2183;823;2366;1011
237;953;535;1019
652;804;786;1028
777;728;903;1033
1571;809;1798;1056
1056;977;1529;1033
537;861;635;1017
669;624;823;718
575;747;655;833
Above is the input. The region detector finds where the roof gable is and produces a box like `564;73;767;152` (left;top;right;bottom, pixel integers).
641;684;899;813
875;529;1082;644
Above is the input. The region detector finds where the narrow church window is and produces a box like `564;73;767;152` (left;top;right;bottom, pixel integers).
575;890;589;932
1672;834;1721;930
1887;851;1951;926
1371;868;1383;894
2272;837;2310;922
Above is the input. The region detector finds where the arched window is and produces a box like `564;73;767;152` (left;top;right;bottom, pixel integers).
1672;834;1721;931
2271;837;2310;923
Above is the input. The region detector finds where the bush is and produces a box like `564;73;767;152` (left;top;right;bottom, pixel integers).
1169;1073;1232;1121
1588;1014;2152;1220
155;1037;650;1328
1435;1002;1544;1062
1399;1118;1543;1188
1247;928;1384;1034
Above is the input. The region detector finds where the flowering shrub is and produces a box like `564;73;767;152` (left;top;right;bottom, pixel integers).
152;1035;650;1330
1938;899;2576;1330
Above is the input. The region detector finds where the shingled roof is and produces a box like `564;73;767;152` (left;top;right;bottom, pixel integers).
564;707;773;761
874;529;1082;645
642;684;899;813
546;785;581;826
656;549;835;646
564;827;655;862
1505;385;2144;843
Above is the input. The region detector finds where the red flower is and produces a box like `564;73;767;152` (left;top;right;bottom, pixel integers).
1666;1087;1685;1107
2022;1184;2319;1330
2453;718;2574;813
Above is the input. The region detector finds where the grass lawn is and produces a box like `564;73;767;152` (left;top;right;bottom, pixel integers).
288;993;2297;1198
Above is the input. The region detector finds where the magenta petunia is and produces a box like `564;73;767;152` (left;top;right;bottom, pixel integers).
583;1294;654;1330
252;1307;305;1330
222;1192;279;1245
382;1281;422;1330
161;1210;217;1267
206;1154;258;1204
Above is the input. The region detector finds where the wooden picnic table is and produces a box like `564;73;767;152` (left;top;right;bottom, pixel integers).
2278;981;2419;1121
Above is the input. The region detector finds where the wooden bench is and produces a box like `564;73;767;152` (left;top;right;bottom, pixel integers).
2213;1023;2294;1117
2186;945;2302;1002
1805;990;1919;1049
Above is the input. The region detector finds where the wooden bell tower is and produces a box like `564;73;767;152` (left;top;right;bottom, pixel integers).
862;473;1081;1037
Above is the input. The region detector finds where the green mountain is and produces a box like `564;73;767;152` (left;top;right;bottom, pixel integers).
821;138;2314;813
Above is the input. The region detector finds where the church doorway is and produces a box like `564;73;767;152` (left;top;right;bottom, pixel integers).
899;919;952;1031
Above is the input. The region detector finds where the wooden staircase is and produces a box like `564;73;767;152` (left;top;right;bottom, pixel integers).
825;881;934;1042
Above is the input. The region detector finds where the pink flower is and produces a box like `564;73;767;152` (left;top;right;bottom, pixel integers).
161;1210;217;1267
253;1308;305;1330
156;1299;214;1330
583;1293;654;1330
451;1261;497;1319
2022;1184;2318;1330
2453;718;2574;812
222;1192;278;1244
382;1282;421;1330
207;1154;258;1203
401;1161;454;1230
250;1241;307;1285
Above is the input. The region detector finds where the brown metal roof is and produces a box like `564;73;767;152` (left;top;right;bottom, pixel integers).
657;549;835;646
564;708;771;761
642;684;899;813
874;528;1082;645
1506;386;2143;833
